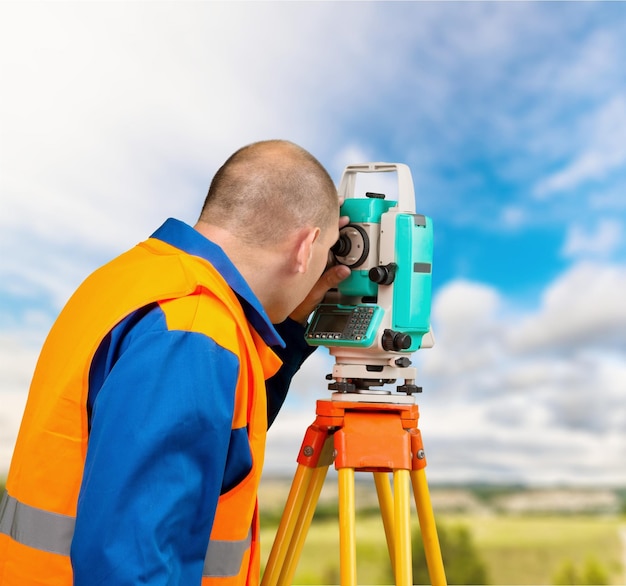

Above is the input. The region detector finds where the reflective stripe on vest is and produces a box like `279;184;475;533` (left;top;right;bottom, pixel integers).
203;529;252;577
0;490;74;556
0;489;251;576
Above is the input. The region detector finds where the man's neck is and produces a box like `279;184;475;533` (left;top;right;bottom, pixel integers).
193;220;290;322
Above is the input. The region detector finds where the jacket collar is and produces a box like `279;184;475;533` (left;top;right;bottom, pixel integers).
151;218;285;348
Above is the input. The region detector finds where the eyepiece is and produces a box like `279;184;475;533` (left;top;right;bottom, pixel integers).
332;224;370;268
331;233;352;257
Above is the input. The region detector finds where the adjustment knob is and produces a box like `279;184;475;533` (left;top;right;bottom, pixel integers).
369;262;398;285
381;329;412;352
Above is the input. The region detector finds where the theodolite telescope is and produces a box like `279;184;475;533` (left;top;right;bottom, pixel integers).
305;163;434;396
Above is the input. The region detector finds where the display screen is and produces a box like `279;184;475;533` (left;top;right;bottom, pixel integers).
306;304;382;347
315;312;350;333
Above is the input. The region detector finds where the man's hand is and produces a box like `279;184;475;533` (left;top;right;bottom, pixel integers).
288;263;351;326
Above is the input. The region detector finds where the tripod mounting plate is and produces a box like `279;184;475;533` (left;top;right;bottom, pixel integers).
331;392;415;405
333;362;417;380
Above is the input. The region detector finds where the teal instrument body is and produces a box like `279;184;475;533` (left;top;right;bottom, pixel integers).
336;197;395;299
306;163;434;359
391;211;433;349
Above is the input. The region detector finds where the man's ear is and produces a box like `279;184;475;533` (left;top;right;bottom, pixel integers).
295;226;321;274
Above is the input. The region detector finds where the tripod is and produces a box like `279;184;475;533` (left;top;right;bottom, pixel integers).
261;394;447;586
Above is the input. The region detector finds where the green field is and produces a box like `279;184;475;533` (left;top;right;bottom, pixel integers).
258;480;626;586
260;513;624;585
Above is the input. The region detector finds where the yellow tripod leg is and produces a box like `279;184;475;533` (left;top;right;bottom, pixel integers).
338;467;357;586
263;423;335;586
262;464;313;586
373;471;396;570
411;469;447;586
393;469;413;586
276;464;329;586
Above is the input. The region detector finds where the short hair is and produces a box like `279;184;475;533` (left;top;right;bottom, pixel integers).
199;140;338;245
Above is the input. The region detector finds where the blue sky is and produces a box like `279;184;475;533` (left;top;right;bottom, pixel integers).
1;1;625;486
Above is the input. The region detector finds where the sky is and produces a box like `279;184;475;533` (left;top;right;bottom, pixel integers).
1;1;625;487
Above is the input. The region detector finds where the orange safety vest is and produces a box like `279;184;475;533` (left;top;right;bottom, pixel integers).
0;236;282;585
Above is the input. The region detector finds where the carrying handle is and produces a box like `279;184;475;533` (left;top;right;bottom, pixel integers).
337;162;416;213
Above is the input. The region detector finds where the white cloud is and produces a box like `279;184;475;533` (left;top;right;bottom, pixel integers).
432;280;501;331
509;261;626;352
0;332;40;392
546;29;622;100
535;95;626;197
424;281;505;380
0;390;28;479
0;332;40;477
500;206;528;229
331;146;376;180
561;218;623;259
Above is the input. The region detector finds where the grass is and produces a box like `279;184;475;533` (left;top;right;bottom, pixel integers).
260;512;625;585
444;514;624;585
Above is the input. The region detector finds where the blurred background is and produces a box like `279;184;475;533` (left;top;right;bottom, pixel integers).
1;2;625;583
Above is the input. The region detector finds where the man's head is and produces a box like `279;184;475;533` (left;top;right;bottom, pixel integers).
199;140;338;246
196;140;340;323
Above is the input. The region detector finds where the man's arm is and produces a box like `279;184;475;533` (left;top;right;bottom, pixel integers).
72;329;240;585
266;263;351;426
266;318;316;426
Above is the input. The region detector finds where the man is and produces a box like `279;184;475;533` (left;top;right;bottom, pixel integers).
0;140;350;585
